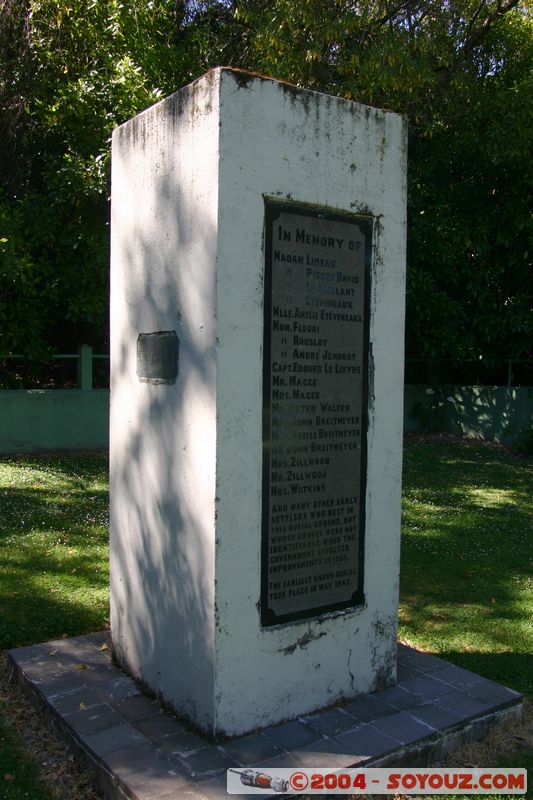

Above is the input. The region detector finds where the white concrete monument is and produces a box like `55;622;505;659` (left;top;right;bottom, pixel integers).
110;67;407;738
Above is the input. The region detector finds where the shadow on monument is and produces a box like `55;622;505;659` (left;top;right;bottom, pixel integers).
110;162;218;730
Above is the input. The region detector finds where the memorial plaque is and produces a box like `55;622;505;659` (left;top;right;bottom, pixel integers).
261;201;372;626
137;331;179;384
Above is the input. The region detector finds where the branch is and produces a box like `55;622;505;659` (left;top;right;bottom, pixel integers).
461;0;521;56
375;0;425;28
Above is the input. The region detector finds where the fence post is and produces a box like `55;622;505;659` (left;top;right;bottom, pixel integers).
427;358;440;385
78;345;93;390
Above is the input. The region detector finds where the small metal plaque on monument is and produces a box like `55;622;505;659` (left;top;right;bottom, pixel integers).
261;201;372;626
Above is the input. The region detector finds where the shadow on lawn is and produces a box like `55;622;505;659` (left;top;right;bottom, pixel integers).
0;472;109;651
434;650;533;698
400;441;532;700
0;590;109;652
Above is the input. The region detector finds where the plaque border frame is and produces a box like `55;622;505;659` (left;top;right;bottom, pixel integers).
261;198;373;627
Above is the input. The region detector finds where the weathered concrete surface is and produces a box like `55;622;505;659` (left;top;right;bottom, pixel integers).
7;635;523;800
110;67;407;737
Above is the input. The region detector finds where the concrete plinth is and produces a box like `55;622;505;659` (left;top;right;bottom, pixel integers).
7;636;523;800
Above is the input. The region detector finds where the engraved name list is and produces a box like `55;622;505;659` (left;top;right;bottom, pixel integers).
261;203;372;625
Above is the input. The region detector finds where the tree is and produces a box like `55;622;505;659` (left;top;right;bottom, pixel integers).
0;0;192;355
230;0;533;363
0;0;531;369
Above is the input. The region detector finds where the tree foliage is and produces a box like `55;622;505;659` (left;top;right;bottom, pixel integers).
229;0;533;362
0;0;531;366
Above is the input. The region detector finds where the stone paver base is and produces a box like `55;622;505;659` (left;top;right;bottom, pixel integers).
7;633;522;800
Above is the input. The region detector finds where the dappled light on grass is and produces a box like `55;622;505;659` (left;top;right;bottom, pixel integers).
400;441;533;697
0;454;109;650
467;485;521;509
0;444;530;797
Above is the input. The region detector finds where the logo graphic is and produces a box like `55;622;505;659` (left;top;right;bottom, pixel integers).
229;769;289;793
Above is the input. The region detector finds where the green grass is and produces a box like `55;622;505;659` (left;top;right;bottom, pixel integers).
0;443;531;798
0;453;108;799
399;441;533;699
0;454;109;651
399;441;533;796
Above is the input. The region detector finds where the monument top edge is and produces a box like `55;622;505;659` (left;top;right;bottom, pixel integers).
112;65;404;135
191;66;404;120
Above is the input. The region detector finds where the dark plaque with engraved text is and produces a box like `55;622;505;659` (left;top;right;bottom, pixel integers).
261;201;372;626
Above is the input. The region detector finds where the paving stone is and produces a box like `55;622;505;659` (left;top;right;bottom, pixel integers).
293;736;363;768
83;722;147;757
249;750;304;769
8;642;54;666
104;741;162;770
397;643;421;664
400;674;451;699
409;703;464;729
96;675;141;702
302;707;358;738
371;711;436;744
64;703;123;736
125;767;191;799
115;694;163;722
374;684;424;710
436;668;521;708
26;660;119;697
7;637;526;800
434;689;492;718
193;774;232;800
415;654;450;673
435;664;488;691
151;786;209;800
262;719;322;749
33;670;92;697
220;732;283;765
342;694;396;724
397;663;420;681
177;746;239;779
466;680;522;706
82;630;113;650
73;662;123;687
397;647;449;674
106;743;190;797
133;713;192;741
48;686;103;715
47;637;113;668
154;730;207;756
196;773;270;800
151;785;210;800
333;725;400;761
15;655;77;680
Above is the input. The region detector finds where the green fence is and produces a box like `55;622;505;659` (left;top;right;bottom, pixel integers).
0;346;109;454
404;385;533;443
0;351;532;454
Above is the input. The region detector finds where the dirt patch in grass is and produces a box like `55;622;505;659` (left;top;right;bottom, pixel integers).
0;652;103;799
443;699;533;769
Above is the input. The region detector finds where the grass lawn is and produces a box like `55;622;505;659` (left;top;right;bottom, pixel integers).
400;439;532;699
0;454;108;800
0;454;109;651
0;441;531;798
